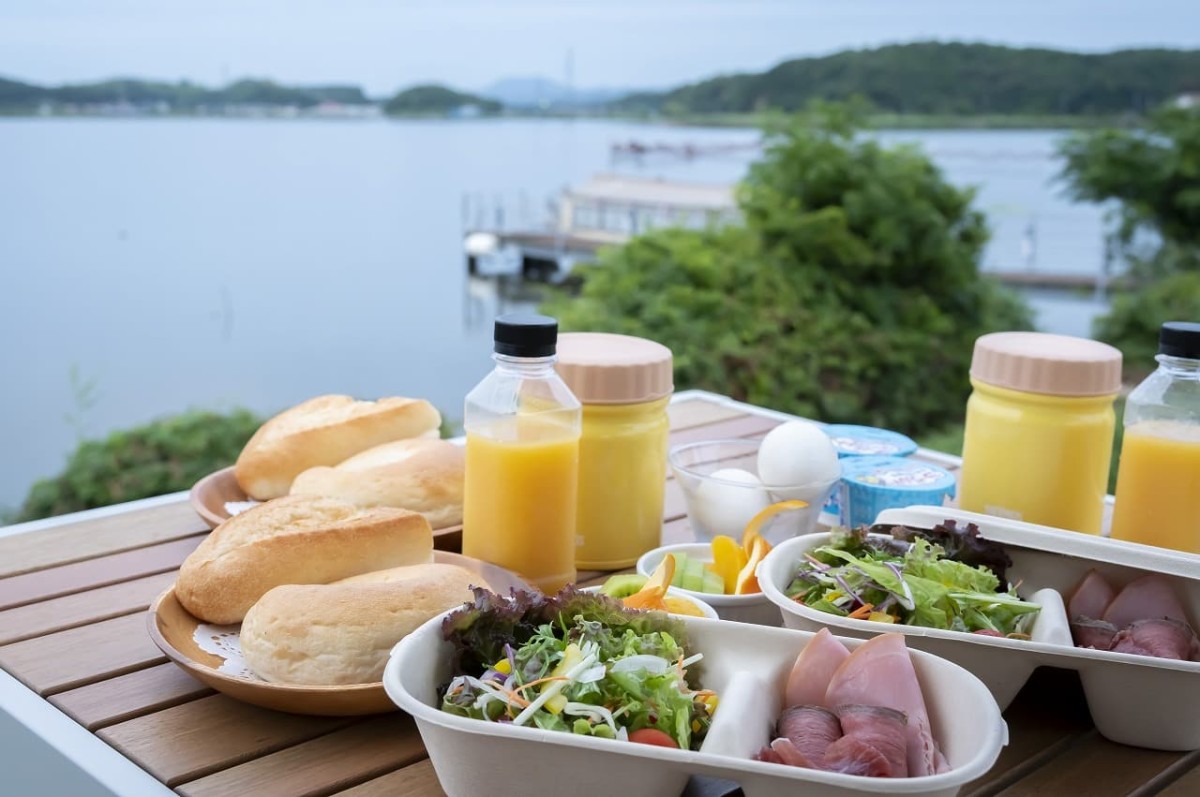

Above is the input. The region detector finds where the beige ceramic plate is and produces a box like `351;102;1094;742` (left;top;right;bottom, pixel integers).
148;551;530;716
189;466;464;547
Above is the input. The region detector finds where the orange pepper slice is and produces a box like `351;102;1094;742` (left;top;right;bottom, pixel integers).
623;554;675;611
741;500;809;555
734;535;771;595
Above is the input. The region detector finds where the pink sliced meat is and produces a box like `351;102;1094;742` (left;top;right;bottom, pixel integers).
1071;618;1119;650
1102;574;1190;629
1068;570;1116;621
1110;618;1200;661
825;633;945;777
823;705;909;778
785;628;850;708
776;706;842;768
768;737;816;767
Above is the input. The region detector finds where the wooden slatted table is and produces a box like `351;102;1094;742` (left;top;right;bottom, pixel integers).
2;390;1197;796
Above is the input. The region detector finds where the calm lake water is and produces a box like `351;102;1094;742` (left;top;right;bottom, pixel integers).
0;119;1108;512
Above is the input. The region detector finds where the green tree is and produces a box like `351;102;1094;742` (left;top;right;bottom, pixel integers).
16;409;261;522
547;105;1031;435
1059;105;1200;367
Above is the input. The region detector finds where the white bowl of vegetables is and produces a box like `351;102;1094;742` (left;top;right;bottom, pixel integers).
637;543;781;626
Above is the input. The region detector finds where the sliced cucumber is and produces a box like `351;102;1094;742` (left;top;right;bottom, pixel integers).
601;574;648;598
669;553;691;588
700;568;725;594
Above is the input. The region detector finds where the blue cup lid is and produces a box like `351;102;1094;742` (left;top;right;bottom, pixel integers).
824;425;918;458
839;456;957;494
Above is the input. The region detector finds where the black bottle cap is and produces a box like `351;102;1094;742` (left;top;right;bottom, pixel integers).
1159;321;1200;360
494;313;558;357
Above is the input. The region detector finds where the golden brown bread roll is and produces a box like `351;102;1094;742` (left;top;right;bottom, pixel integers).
289;438;465;528
175;495;433;624
235;395;441;499
239;563;488;684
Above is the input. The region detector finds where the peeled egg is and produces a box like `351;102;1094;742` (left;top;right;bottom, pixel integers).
757;421;840;500
691;468;771;539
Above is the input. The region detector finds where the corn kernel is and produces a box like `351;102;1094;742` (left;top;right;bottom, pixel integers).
692;720;701;733
703;695;719;713
493;659;512;675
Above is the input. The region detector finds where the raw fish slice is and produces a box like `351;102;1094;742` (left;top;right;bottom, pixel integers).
1068;570;1116;621
825;633;944;776
753;745;785;764
769;737;815;767
1071;618;1119;650
823;705;909;778
785;628;850;708
1110;618;1199;661
777;706;841;767
1102;575;1190;629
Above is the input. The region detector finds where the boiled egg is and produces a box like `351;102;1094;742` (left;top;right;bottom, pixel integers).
757;421;840;501
692;468;771;539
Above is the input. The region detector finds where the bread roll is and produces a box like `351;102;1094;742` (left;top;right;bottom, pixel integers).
240;563;488;685
290;438;465;528
235;395;441;499
176;495;433;624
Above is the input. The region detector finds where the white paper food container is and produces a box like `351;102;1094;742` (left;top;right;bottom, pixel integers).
384;611;1006;797
759;505;1200;751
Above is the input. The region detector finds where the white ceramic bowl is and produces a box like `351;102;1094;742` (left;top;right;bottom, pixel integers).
637;543;780;626
581;584;719;620
668;439;839;545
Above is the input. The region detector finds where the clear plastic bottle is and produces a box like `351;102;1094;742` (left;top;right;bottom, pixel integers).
1110;322;1200;553
461;314;582;592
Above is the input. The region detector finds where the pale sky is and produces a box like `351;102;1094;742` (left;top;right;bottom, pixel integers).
2;0;1198;96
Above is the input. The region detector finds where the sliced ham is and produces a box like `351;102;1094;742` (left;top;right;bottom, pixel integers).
776;706;841;768
823;705;909;778
1102;575;1190;629
825;633;945;777
1110;618;1199;661
768;736;817;767
785;628;850;708
1071;618;1119;650
1068;570;1116;621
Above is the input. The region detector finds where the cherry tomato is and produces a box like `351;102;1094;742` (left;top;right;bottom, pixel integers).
628;728;679;748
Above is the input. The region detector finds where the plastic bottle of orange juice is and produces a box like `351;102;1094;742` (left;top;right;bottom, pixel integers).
1111;322;1200;553
462;314;581;593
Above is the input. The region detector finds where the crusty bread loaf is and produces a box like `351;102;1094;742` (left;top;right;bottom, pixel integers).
289;439;465;528
175;495;433;624
240;563;488;685
235;395;441;499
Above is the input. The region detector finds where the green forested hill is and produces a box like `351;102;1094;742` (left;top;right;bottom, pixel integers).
616;43;1200;116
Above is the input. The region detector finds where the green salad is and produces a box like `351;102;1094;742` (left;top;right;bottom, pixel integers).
439;586;716;750
785;521;1041;637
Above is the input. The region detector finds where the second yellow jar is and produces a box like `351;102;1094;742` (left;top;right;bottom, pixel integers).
958;332;1122;534
556;333;673;569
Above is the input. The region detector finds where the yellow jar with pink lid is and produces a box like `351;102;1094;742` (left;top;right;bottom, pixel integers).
959;331;1122;534
555;333;673;569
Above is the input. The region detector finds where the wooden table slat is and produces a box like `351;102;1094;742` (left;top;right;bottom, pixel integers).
176;713;426;797
333;759;446;797
994;731;1186;797
0;570;177;645
667;414;780;448
666;398;748;431
49;662;213;731
97;693;353;786
962;668;1094;796
0;611;166;695
1153;753;1200;796
0;533;205;611
0;501;207;578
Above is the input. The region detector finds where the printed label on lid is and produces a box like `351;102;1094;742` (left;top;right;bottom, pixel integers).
855;467;946;488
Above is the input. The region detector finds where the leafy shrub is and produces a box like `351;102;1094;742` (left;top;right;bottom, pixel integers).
547;105;1031;435
1095;272;1200;378
17;408;261;522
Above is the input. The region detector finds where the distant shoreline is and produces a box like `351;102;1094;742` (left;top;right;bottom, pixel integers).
0;110;1134;130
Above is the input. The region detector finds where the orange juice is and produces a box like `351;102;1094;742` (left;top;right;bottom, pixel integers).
1110;421;1200;553
462;417;579;592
